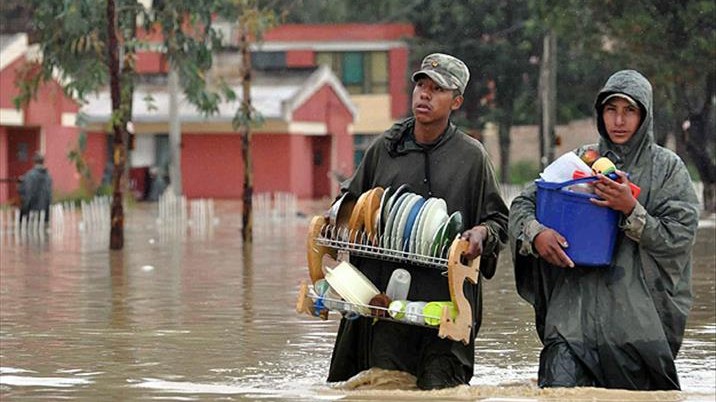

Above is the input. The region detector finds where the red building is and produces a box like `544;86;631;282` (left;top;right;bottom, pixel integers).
81;67;356;199
0;34;86;205
253;23;415;166
0;23;414;203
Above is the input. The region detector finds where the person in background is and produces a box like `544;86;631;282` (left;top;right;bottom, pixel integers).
327;53;509;390
508;69;699;390
19;152;53;224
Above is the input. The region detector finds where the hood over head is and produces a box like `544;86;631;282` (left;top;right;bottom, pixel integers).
594;69;653;171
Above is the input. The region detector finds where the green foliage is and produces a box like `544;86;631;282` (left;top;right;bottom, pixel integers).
16;0;236;118
507;160;541;184
67;132;95;194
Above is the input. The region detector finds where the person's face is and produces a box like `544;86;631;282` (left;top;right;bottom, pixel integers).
602;97;642;145
412;76;463;125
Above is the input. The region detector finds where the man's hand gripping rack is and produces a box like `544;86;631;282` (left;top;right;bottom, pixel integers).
297;216;480;344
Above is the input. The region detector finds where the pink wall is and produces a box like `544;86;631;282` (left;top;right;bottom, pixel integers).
44;126;81;196
136;51;169;74
180;82;354;199
286;50;314;68
181;134;243;199
389;47;410;119
1;54;83;201
288;135;314;198
84;132;108;188
265;24;414;42
253;134;292;193
0;58;24;108
0;127;8;202
292;85;355;182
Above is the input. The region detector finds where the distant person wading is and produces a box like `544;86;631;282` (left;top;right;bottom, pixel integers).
19;153;53;224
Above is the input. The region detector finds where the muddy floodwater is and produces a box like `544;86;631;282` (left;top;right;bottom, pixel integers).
1;201;714;401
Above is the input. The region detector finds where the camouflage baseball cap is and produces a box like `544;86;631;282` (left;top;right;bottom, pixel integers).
411;53;470;94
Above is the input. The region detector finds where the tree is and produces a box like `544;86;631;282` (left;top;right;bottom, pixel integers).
543;0;716;212
409;0;541;183
230;1;277;244
17;0;235;249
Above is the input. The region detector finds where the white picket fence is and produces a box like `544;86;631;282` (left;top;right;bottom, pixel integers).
253;192;298;221
0;182;707;242
157;191;217;237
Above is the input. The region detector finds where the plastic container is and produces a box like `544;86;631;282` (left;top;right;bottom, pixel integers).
404;301;427;324
422;301;457;326
385;269;411;301
536;176;619;266
324;261;379;314
388;300;407;320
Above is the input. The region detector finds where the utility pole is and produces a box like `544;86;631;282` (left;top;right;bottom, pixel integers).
538;30;557;170
168;65;182;196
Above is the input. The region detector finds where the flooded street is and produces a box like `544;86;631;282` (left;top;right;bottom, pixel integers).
1;201;714;401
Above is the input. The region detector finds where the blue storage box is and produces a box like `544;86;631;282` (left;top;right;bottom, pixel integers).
536;177;619;266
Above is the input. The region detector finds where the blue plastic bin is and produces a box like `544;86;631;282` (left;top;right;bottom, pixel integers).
536;177;620;266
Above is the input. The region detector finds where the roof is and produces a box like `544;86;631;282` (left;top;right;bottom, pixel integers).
0;33;27;71
80;65;357;128
263;23;415;42
255;23;414;52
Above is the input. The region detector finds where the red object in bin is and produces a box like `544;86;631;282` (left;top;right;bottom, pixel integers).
572;170;641;198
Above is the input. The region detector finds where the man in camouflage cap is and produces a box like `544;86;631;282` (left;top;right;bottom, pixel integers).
411;53;470;95
327;53;508;390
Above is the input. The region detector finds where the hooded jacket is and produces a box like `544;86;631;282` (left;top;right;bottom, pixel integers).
19;164;53;220
508;70;699;390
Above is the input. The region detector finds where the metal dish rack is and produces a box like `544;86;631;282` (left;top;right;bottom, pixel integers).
297;215;479;344
314;223;451;269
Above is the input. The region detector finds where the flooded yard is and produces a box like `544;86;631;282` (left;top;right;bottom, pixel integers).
1;200;714;401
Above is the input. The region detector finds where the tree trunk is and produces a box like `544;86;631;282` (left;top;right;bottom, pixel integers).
239;27;253;243
168;65;182;196
107;0;126;250
684;110;716;213
676;72;715;213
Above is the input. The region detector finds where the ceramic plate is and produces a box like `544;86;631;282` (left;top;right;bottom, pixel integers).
375;186;394;238
419;199;448;255
383;184;410;229
430;211;464;257
401;196;425;251
390;193;419;251
347;190;371;240
409;198;435;254
362;187;383;242
382;192;410;249
328;192;357;239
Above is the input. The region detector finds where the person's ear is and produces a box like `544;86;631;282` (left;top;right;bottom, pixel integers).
451;95;464;111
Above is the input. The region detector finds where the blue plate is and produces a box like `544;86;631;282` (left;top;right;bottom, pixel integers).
402;197;425;251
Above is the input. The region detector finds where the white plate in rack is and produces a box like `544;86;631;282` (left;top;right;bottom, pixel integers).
390;193;419;251
409;198;435;254
382;192;410;249
419;198;448;256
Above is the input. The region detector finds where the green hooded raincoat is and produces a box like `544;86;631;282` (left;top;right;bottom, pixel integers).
509;70;699;390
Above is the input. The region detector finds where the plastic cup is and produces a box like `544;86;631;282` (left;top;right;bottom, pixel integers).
388;300;408;320
385;268;411;301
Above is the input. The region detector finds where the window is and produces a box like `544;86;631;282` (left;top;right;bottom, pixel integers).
316;51;388;94
252;51;287;70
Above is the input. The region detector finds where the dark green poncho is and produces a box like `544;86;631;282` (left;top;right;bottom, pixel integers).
509;70;700;390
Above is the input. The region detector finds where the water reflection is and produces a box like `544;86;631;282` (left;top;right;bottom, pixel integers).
0;202;714;401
